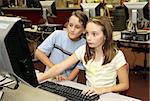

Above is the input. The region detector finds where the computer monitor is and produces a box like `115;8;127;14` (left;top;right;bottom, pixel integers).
124;2;147;32
0;16;39;87
40;0;56;24
80;3;100;18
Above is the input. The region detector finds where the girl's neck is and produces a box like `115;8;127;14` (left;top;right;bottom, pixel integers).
94;45;103;55
94;47;104;62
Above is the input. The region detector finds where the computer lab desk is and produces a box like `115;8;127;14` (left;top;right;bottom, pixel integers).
113;31;150;79
1;80;141;101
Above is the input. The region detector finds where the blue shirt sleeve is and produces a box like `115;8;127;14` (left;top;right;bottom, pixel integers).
37;30;59;56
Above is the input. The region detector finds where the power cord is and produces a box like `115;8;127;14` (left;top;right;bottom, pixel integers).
0;77;7;83
0;74;19;90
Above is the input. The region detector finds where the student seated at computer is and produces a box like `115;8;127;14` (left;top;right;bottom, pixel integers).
37;16;129;95
35;10;88;81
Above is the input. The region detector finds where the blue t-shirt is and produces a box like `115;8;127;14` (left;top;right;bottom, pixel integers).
38;30;86;77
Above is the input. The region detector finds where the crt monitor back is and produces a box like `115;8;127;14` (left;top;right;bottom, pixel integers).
0;16;39;87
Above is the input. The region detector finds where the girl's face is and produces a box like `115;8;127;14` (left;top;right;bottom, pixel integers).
85;22;105;49
67;15;85;41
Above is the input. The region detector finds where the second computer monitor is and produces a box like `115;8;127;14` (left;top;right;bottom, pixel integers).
40;0;56;24
80;3;100;18
124;2;147;24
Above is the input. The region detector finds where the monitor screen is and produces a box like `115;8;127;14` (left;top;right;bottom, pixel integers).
143;2;149;20
0;16;39;87
80;3;100;18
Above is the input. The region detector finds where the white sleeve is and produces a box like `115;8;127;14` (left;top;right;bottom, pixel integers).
75;45;86;61
114;50;127;70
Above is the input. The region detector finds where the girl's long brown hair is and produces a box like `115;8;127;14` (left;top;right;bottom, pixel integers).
84;16;118;65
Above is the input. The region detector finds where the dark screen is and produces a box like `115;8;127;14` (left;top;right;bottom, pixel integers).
4;20;39;87
51;1;57;16
143;2;149;20
26;0;42;8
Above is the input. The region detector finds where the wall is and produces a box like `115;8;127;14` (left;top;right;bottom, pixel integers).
1;8;80;25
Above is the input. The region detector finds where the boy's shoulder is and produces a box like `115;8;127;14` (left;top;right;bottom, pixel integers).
54;30;67;34
51;30;67;37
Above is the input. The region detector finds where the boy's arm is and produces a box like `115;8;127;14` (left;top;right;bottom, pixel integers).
37;53;79;82
35;49;54;69
67;68;80;81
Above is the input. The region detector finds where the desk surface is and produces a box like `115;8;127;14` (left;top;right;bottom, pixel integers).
1;80;141;101
1;82;66;101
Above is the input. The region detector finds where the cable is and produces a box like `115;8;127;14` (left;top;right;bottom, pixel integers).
2;82;19;90
0;73;8;83
0;77;7;82
0;75;19;90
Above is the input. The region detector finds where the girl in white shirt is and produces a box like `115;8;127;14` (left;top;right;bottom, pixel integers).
38;16;129;95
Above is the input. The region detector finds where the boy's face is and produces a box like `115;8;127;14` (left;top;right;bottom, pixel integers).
67;15;85;41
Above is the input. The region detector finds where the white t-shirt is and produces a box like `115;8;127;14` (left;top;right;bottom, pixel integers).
75;45;127;87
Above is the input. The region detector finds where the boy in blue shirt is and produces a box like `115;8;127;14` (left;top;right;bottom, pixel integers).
35;10;88;81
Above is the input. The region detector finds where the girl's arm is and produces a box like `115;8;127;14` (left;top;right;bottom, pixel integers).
99;64;129;94
107;64;129;93
55;68;80;81
37;53;79;82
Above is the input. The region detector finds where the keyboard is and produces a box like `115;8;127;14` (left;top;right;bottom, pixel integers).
38;81;99;101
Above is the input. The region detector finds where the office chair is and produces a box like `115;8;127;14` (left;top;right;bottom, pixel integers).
77;70;86;85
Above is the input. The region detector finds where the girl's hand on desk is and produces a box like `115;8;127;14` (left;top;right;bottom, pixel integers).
37;72;56;82
82;87;108;96
36;72;44;82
